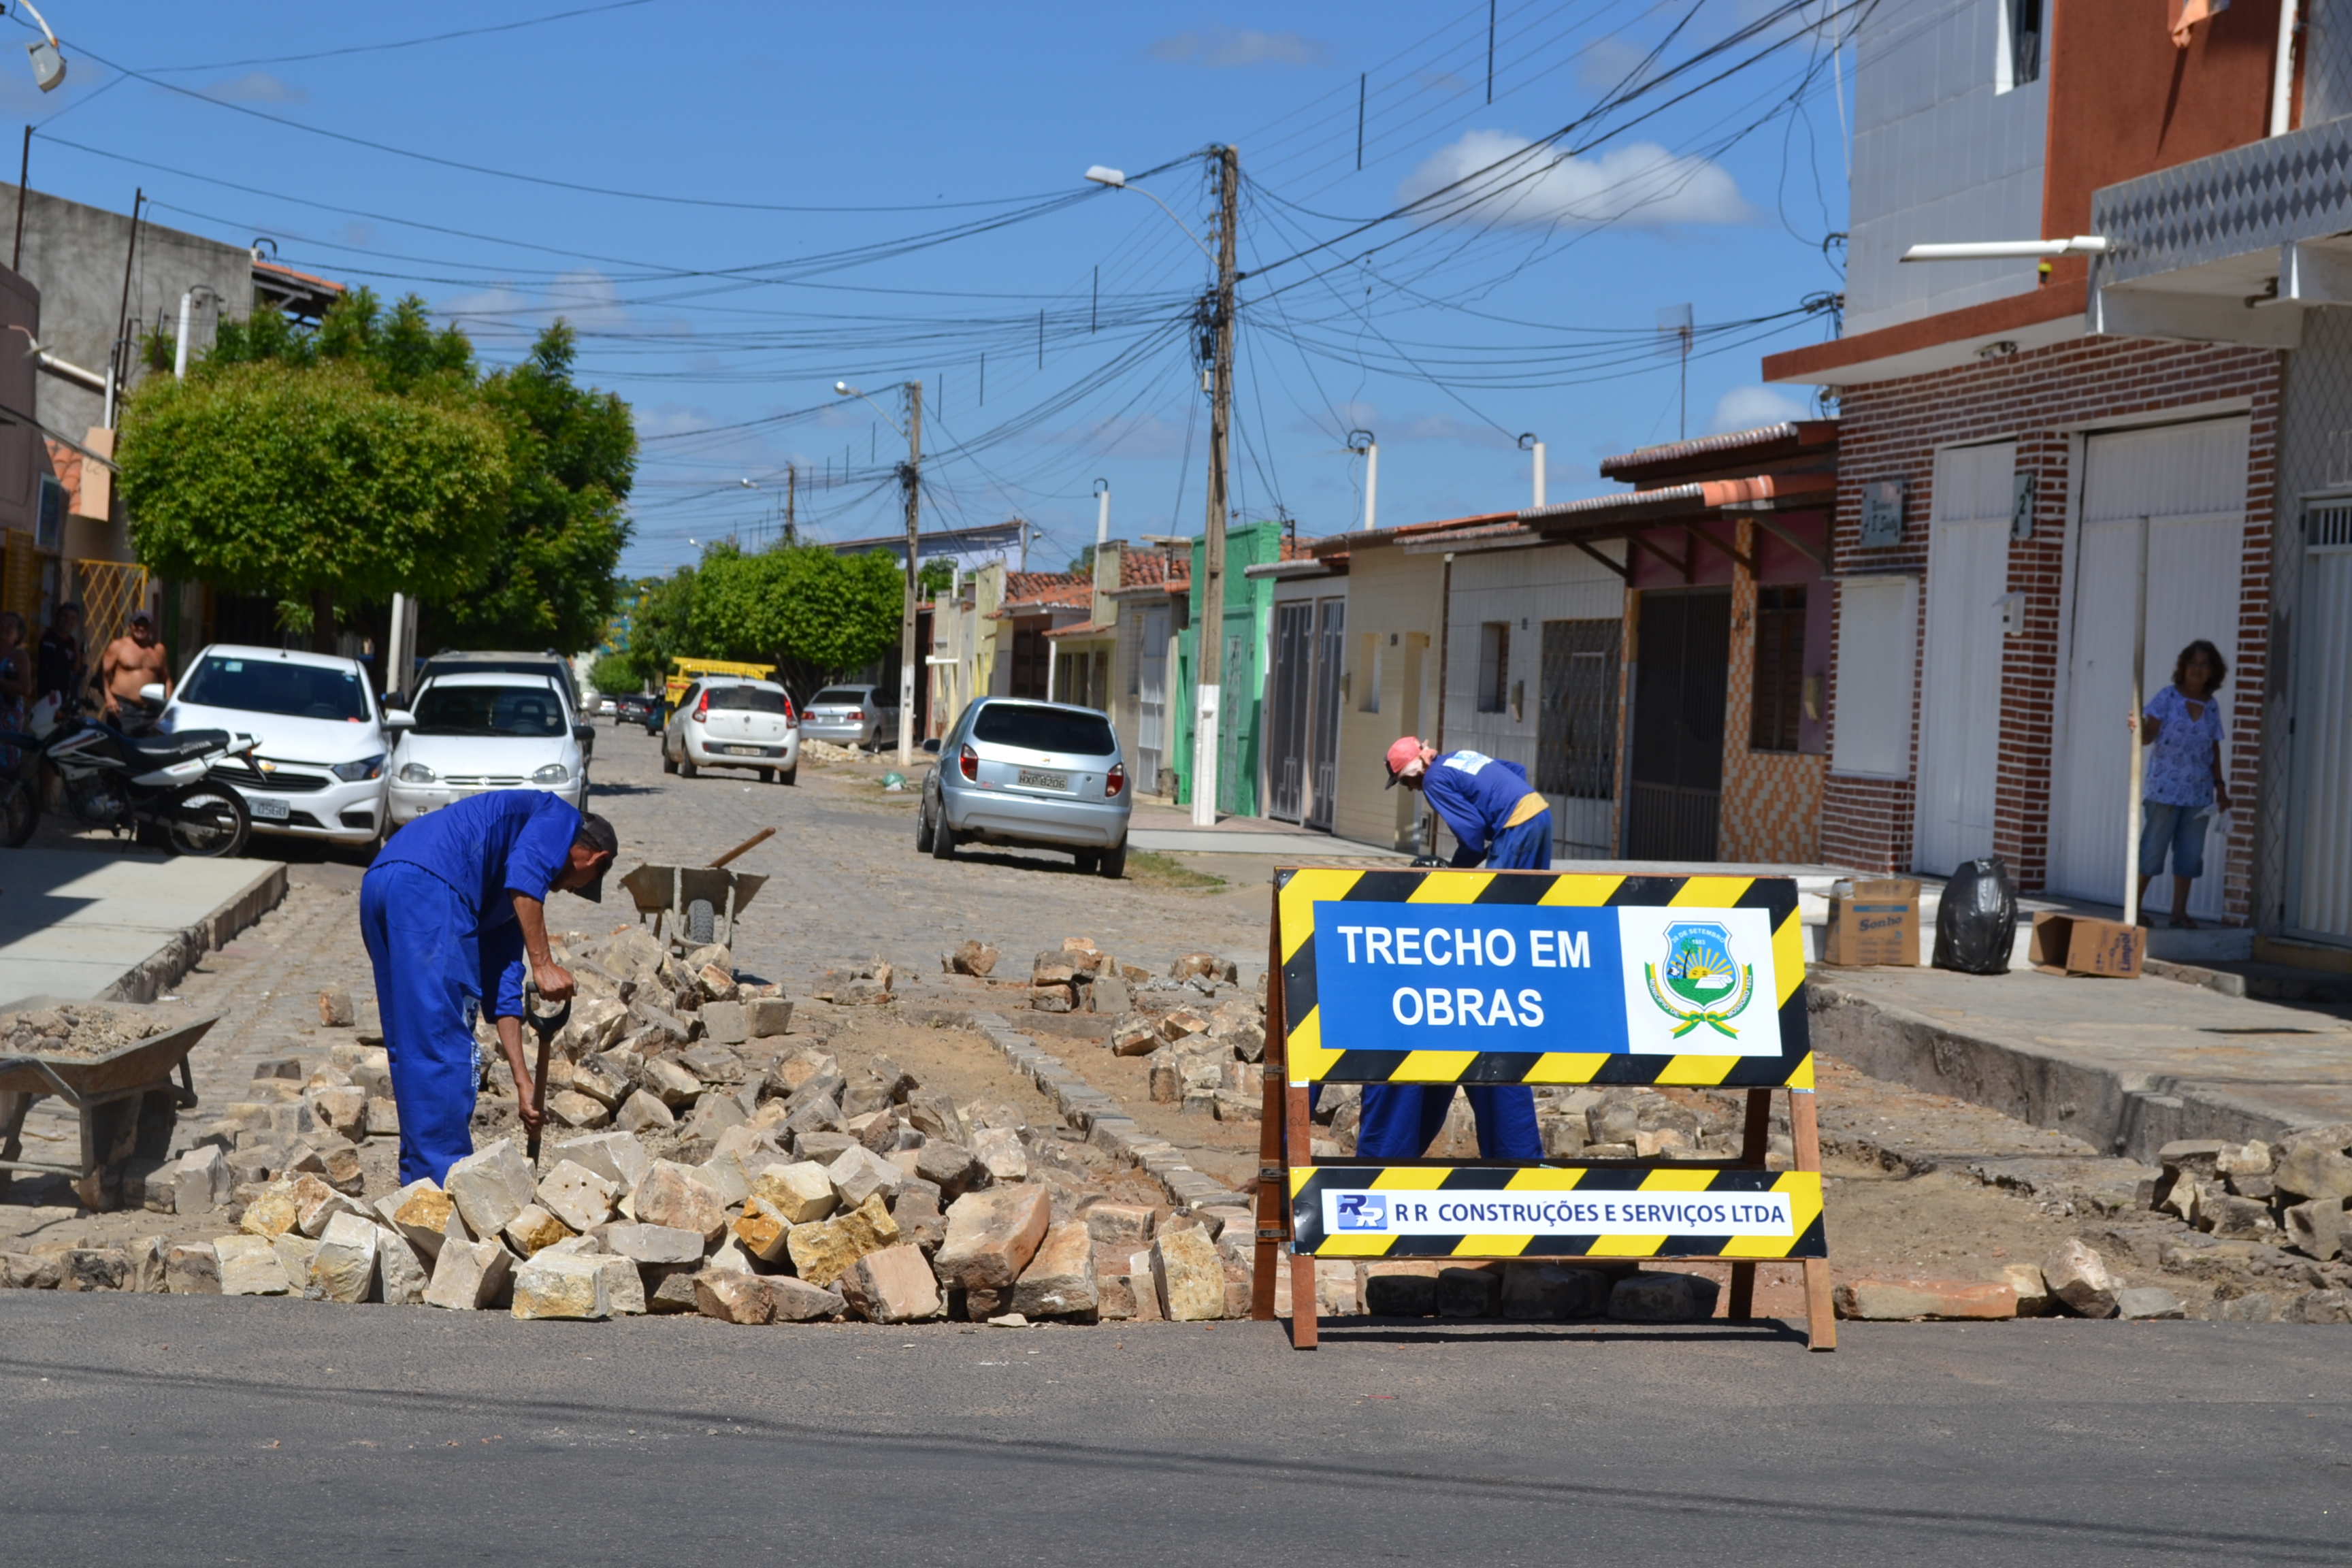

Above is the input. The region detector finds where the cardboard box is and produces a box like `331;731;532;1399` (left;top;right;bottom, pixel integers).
2027;913;2144;978
1820;879;1921;966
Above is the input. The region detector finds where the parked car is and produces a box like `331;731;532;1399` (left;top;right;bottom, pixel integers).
410;651;593;759
801;683;899;750
154;644;391;846
613;694;655;728
919;697;1128;876
384;670;591;826
662;676;799;785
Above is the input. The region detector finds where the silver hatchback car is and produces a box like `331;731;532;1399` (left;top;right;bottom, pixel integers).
800;684;898;749
919;698;1130;877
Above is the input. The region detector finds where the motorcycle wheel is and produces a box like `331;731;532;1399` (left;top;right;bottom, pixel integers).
163;783;250;858
0;776;34;848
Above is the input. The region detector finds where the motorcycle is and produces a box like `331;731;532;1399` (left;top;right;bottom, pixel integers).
0;691;260;856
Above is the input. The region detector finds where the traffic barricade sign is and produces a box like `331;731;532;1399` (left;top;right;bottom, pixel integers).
1250;867;1835;1350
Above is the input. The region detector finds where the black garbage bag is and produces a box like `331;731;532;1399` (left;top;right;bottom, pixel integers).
1933;855;2018;975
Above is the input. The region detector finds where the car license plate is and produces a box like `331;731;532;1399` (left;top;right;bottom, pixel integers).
725;745;764;757
1017;769;1068;791
246;794;291;822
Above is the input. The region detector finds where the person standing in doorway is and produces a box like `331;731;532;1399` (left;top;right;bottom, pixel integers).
2131;639;2231;929
33;601;82;715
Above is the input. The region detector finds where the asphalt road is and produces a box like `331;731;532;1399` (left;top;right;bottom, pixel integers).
3;1294;2345;1565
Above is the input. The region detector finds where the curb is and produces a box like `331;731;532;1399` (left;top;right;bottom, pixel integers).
97;860;289;1005
1806;975;2300;1161
913;1002;1252;1216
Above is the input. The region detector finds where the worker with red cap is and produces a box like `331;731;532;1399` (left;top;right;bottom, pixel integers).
1352;736;1546;1160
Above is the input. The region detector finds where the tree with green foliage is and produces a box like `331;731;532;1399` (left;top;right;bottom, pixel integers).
586;651;643;696
121;287;634;655
120;361;512;649
689;542;904;698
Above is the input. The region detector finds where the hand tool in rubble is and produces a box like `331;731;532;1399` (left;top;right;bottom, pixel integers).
708;826;774;868
521;982;571;1165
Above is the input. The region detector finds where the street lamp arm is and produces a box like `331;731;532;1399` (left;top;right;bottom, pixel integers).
1085;168;1215;265
835;380;905;438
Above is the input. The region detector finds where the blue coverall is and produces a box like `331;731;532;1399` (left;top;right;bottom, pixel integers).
359;791;582;1186
1359;751;1549;1160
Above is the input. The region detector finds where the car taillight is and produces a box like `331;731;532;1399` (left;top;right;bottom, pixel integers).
1106;762;1126;798
849;710;866;721
959;743;978;781
690;691;708;723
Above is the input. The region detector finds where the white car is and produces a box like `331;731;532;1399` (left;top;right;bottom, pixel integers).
385;670;591;826
154;644;390;845
662;675;799;784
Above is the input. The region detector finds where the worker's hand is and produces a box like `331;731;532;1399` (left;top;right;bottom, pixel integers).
532;959;576;1004
515;1078;544;1138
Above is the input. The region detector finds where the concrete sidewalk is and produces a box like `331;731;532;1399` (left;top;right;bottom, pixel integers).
0;848;286;1007
1808;961;2352;1163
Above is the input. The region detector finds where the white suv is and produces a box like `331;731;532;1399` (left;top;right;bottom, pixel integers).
156;644;391;845
662;676;799;785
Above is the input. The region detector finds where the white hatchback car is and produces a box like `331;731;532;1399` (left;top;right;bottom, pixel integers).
662;675;798;785
155;644;391;845
385;670;591;826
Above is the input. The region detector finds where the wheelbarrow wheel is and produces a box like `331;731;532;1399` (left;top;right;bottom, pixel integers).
687;897;716;946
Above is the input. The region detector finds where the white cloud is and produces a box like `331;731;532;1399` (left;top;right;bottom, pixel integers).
1147;24;1328;67
1708;385;1812;434
1398;130;1753;229
202;71;305;103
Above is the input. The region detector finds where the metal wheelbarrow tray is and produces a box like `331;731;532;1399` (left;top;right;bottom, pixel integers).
618;863;768;951
0;996;219;1209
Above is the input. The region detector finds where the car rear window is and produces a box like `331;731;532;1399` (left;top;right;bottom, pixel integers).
708;685;789;714
180;655;370;722
414;683;568;737
811;688;864;706
972;704;1115;756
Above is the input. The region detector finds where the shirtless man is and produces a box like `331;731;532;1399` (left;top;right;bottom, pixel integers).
99;610;172;731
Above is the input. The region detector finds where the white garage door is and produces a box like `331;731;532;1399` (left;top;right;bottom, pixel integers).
1913;441;2014;877
2289;501;2352;941
2050;419;2247;921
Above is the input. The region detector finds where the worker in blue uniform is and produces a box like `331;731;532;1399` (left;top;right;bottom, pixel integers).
1353;736;1548;1161
359;791;619;1186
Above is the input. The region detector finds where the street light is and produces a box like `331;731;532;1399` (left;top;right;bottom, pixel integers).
1518;431;1546;510
836;378;924;767
1088;152;1237;828
18;1;65;92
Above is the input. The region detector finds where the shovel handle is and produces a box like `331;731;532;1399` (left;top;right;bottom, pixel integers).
708;826;774;869
527;1032;550;1164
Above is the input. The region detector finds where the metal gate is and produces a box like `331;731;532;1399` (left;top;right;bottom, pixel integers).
1306;597;1345;831
2289;500;2352;939
1626;589;1729;862
1267;602;1313;822
1537;617;1620;858
1137;608;1167;794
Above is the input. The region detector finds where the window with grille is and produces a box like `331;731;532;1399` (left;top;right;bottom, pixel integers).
1750;585;1808;753
1477;621;1509;713
1997;0;2041;91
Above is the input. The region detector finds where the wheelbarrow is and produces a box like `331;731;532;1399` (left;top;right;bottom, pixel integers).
0;998;218;1211
617;828;772;951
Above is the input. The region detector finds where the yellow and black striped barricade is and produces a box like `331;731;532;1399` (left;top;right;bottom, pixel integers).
1250;867;1836;1350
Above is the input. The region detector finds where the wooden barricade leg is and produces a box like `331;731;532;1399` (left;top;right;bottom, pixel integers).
1789;1086;1838;1352
1252;887;1287;1323
1286;1081;1318;1349
1726;1086;1773;1320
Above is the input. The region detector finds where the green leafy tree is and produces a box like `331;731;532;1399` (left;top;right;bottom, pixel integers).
586;651;643;695
124;287;633;655
120;361;512;648
689;543;904;698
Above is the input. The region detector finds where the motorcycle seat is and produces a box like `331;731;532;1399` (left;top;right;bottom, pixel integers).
118;728;233;763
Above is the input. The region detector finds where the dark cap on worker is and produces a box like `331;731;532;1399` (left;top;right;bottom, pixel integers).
570;811;619;902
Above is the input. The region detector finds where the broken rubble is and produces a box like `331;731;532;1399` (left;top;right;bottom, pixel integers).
537;1160;620;1234
787;1193;900;1287
309;1213;380;1303
934;1184;1051;1294
1831;1278;2017;1321
840;1243;945;1323
216;1235;291;1296
1011;1220;1098;1319
511;1253;612;1320
1607;1271;1719;1323
632;1161;728;1244
2042;1238;2121;1318
424;1238;514;1311
1150;1226;1225;1322
165;1242;221;1294
445;1139;538;1239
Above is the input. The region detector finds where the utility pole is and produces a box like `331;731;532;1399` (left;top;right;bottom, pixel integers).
897;380;923;767
784;463;796;545
1192;144;1239;828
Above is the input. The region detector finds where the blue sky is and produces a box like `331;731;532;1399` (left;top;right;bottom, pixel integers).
5;1;1855;578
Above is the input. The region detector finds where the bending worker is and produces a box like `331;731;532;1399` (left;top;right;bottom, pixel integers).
359;791;619;1186
1360;736;1547;1161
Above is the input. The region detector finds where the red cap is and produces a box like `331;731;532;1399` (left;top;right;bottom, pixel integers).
1384;736;1426;787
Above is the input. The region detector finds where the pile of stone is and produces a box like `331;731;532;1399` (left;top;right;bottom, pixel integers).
2146;1126;2352;1260
7;1017;1261;1325
0;1003;161;1059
